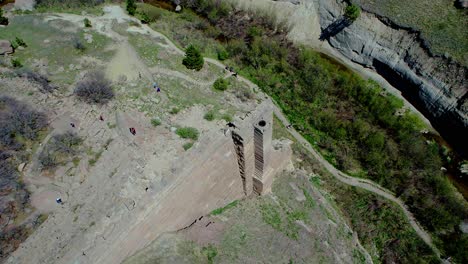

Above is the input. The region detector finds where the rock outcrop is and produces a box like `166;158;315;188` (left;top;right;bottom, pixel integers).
0;40;13;55
317;0;467;154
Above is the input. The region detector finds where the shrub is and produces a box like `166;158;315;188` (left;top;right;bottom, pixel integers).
344;4;360;22
217;49;229;61
10;40;19;50
15;37;27;47
176;127;199;140
16;69;56;93
139;7;161;24
84;18;92;27
204;111;215;121
151;118;161;127
11;58;22;68
0;96;47;148
213;78;229;91
139;12;150;24
126;0;136;16
38;150;57;169
39;132;81;169
221;113;232;122
202;244;218;264
0;160;18;192
74;71;114;104
182;45;204;71
169;107;180;114
0;8;8;25
183;142;193;150
50;132;82;154
73;38;86;51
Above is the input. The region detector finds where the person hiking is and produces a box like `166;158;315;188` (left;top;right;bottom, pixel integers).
99;115;104;121
129;127;136;135
70;123;75;128
56;198;62;204
157;87;161;92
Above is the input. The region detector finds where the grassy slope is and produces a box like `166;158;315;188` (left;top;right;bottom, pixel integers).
0;15;113;85
353;0;468;65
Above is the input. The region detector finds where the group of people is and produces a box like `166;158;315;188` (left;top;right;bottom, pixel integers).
70;113;137;138
225;66;238;77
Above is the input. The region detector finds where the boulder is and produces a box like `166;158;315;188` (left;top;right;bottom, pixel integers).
0;40;13;55
175;5;182;12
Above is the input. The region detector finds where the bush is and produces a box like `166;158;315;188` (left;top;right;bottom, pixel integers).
176;127;199;140
138;7;161;24
50;132;82;154
169;107;180;114
0;96;47;148
151;118;161;127
14;37;27;47
11;59;22;68
16;69;56;93
73;38;86;51
204;111;215;121
84;18;92;27
217;49;229;61
74;71;114;104
39;132;81;170
0;8;8;26
344;4;361;22
182;45;204;71
38;150;57;169
213;78;229;91
183;142;193;150
126;0;136;16
221;113;232;122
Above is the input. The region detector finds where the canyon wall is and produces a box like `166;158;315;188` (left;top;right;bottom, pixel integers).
317;0;467;153
223;0;467;154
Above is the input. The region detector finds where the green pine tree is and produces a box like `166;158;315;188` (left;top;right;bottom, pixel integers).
126;0;137;16
182;45;204;71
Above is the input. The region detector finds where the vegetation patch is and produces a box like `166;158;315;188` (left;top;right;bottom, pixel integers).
74;71;114;104
150;118;161;127
182;142;193;151
203;110;215;121
39;131;82;169
211;200;239;215
213;77;229;91
201;244;218;264
176;127;199;140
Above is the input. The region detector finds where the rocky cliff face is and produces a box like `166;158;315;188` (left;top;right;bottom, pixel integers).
206;0;467;153
317;0;467;153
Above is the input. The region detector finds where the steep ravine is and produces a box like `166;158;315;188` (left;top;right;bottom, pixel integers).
225;0;467;156
317;0;467;156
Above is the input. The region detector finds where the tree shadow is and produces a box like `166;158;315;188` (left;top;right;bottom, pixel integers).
319;17;351;41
